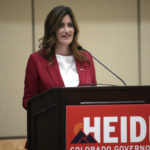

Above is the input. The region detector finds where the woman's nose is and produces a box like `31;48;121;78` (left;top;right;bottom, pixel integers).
64;26;69;32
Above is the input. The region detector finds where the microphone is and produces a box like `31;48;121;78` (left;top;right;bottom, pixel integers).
77;46;127;86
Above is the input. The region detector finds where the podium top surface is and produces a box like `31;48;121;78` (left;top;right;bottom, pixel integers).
28;86;150;109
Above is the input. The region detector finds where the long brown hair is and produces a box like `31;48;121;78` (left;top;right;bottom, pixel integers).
39;5;89;62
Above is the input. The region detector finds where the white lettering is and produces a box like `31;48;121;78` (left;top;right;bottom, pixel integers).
121;116;127;143
135;145;139;150
84;117;100;143
91;146;95;150
130;145;134;150
82;116;149;144
146;145;150;150
85;147;90;150
96;147;100;150
130;116;147;142
104;117;118;143
114;145;150;150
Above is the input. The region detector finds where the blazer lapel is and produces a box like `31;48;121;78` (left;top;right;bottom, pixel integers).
46;56;64;87
75;59;89;86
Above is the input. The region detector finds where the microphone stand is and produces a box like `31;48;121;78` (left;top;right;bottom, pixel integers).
78;46;127;86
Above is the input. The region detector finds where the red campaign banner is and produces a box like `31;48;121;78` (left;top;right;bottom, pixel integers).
66;104;150;150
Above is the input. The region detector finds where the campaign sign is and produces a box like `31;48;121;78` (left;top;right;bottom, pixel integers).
66;104;150;150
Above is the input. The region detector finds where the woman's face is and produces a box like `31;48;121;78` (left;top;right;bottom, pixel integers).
56;15;74;47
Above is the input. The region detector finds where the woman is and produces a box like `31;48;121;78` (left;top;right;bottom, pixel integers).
23;5;97;110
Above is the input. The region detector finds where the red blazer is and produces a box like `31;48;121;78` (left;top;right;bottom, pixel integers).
23;49;97;109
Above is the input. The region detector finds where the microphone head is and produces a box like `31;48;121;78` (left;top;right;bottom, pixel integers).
77;46;83;50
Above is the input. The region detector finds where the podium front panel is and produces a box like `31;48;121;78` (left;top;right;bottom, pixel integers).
66;104;150;150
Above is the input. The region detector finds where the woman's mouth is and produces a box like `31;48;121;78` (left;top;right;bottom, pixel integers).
62;34;71;38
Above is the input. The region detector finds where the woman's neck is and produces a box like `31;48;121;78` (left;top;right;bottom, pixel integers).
55;45;72;56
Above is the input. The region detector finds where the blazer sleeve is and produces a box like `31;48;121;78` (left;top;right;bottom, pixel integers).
23;54;39;110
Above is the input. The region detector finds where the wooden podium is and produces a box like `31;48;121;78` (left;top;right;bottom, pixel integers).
27;86;150;150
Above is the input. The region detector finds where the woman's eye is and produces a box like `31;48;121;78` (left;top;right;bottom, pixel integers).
68;23;73;27
58;22;73;28
59;23;64;28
